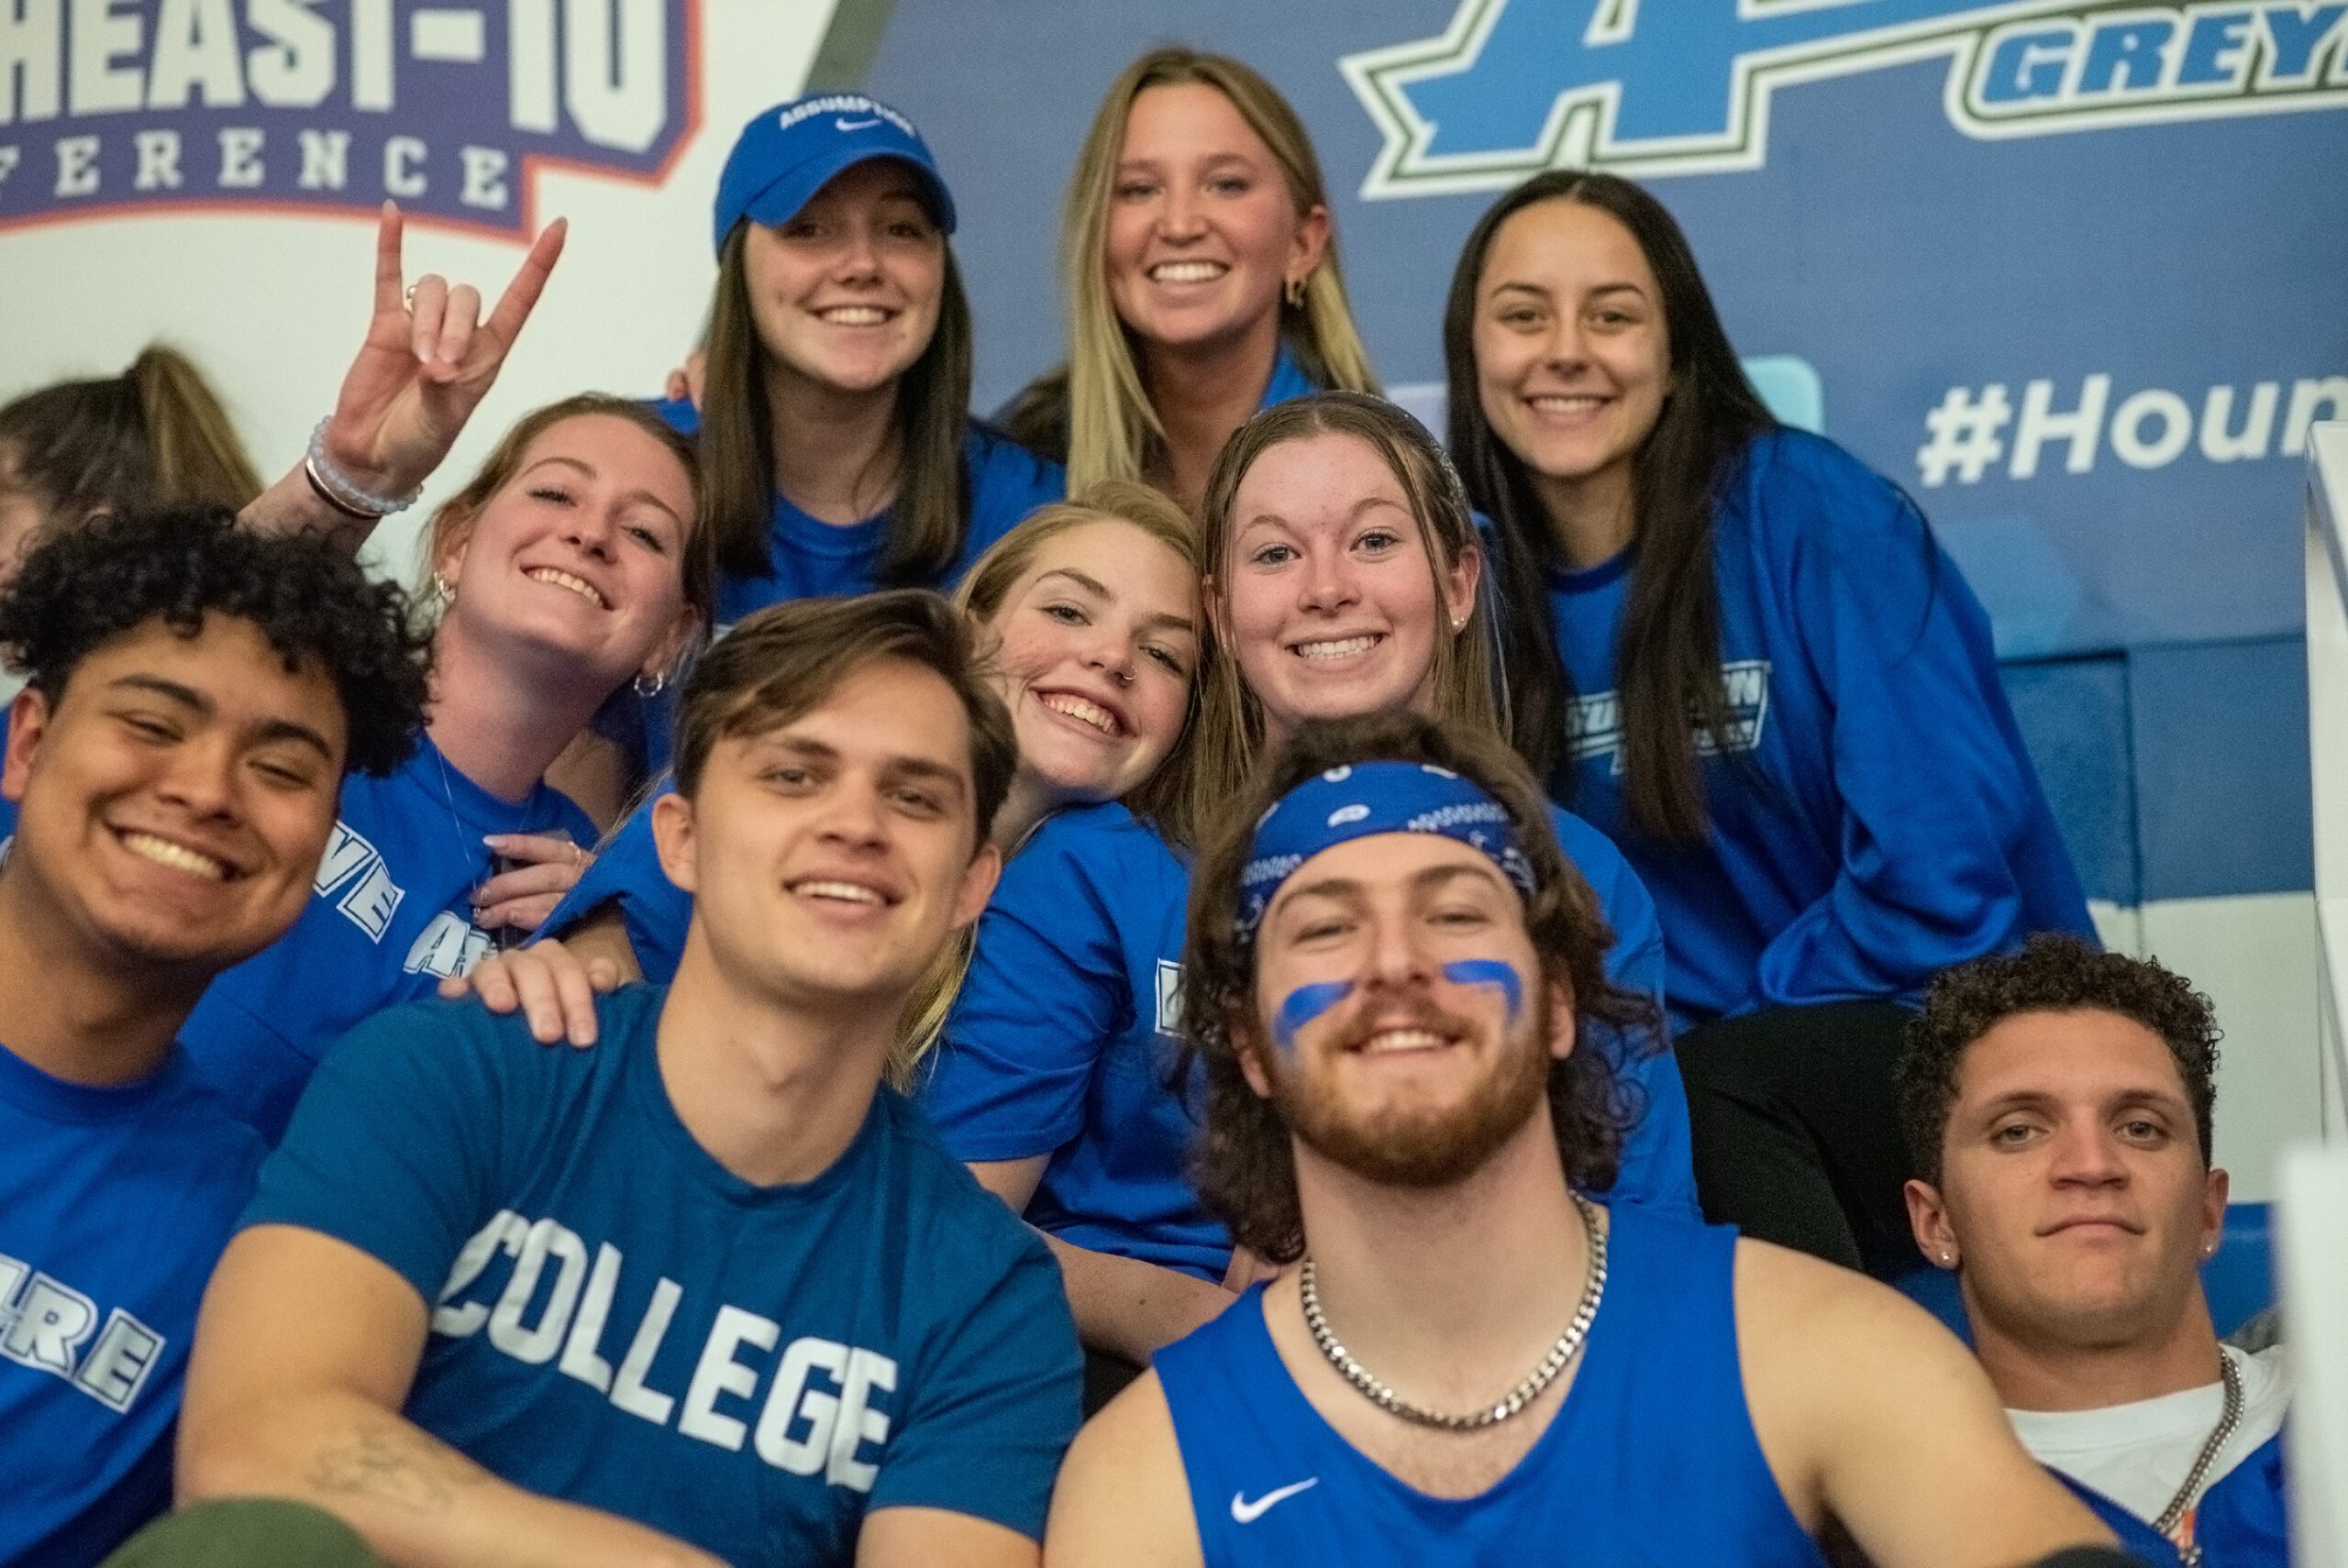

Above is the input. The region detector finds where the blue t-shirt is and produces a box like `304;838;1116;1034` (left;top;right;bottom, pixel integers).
916;800;1696;1282
612;401;1062;772
2055;1435;2290;1568
0;1040;265;1568
1154;1204;1824;1566
242;985;1080;1562
649;397;1066;624
178;736;596;1142
541;787;689;980
1257;346;1320;413
1545;429;2096;1030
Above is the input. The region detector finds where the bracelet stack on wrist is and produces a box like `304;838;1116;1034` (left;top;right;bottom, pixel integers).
305;420;424;521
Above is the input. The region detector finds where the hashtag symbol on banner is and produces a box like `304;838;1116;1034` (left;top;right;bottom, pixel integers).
1916;384;2015;487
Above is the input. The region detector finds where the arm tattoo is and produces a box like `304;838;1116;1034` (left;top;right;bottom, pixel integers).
307;1418;484;1516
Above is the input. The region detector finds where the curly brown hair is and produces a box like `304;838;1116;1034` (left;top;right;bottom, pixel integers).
1180;710;1657;1263
1897;933;2221;1184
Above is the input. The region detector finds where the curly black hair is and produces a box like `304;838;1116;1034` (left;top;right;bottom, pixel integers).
0;507;433;777
1898;933;2221;1184
1180;709;1659;1264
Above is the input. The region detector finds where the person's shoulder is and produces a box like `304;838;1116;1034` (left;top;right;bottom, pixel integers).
872;1090;1057;1269
149;1051;271;1168
334;984;647;1091
1726;427;1922;557
1543;800;1633;879
1017;800;1173;870
648;394;700;438
1075;1364;1180;1461
1731;1233;1973;1387
1736;425;1880;491
964;420;1069;503
2238;1342;2293;1422
1048;1367;1198;1566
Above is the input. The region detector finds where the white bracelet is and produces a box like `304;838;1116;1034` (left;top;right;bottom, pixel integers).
305;419;423;518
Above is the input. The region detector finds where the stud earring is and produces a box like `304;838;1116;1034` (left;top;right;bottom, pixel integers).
1284;275;1307;309
431;571;456;607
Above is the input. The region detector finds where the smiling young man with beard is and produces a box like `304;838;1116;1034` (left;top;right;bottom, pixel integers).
180;591;1081;1568
1899;938;2291;1567
1046;711;2115;1568
0;510;431;1567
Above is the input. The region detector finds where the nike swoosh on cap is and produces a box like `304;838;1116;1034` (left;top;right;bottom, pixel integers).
835;116;882;131
1230;1478;1318;1523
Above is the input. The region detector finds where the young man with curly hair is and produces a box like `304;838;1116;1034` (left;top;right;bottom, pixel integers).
1046;710;2112;1568
1899;936;2290;1566
0;509;432;1567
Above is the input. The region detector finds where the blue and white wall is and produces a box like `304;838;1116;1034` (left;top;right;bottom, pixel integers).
2;0;2342;1190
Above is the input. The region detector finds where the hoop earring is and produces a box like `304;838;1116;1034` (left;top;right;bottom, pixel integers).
1284;274;1307;310
634;668;668;698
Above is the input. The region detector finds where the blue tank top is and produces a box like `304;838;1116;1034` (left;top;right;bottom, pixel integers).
1154;1204;1823;1567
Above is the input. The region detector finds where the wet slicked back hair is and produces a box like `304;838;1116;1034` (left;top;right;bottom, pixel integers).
1180;709;1656;1263
0;507;431;777
670;589;1015;853
1897;933;2222;1184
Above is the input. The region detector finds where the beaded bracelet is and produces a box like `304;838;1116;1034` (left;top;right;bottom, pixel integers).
302;460;378;522
305;419;424;519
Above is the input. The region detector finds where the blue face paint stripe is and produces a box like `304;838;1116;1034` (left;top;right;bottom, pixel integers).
1444;959;1524;1023
1272;980;1355;1055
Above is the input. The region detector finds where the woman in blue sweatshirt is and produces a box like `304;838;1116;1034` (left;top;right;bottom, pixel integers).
1443;171;2096;1277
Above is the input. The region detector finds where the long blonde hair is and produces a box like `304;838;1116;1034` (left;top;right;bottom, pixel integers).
896;480;1210;1084
1168;392;1494;850
1010;49;1379;490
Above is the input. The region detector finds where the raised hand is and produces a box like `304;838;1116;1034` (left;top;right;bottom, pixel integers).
315;201;568;502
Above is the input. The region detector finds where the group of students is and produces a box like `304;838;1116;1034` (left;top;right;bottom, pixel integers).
0;43;2289;1568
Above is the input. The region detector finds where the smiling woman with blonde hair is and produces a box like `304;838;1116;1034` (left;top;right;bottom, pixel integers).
1002;48;1378;508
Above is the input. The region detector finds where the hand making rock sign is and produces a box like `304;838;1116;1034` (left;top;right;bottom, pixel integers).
244;200;569;545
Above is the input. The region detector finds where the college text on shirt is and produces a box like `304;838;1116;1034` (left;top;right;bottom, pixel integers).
434;1209;899;1492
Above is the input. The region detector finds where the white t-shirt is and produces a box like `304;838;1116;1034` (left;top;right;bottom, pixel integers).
2008;1345;2290;1524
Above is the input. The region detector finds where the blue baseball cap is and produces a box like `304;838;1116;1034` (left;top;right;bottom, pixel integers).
712;94;957;255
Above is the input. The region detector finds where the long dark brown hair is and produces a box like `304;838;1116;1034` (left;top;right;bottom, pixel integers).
699;219;977;590
1444;171;1776;841
1180;709;1653;1264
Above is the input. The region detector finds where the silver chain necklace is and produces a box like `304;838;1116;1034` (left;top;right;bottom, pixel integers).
1298;1191;1607;1431
2151;1348;2244;1567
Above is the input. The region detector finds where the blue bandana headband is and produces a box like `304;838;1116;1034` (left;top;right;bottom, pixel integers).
1237;761;1536;940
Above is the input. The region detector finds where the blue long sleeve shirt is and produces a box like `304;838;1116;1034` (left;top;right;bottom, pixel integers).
1545;429;2096;1030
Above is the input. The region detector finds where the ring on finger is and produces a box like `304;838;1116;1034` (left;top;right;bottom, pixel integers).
403;283;416;311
